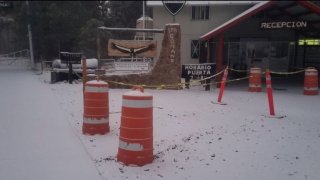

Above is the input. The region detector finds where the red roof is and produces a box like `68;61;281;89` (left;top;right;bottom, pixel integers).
200;1;275;41
298;1;320;16
200;0;320;41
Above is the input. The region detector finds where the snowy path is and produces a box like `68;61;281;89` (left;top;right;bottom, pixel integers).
1;69;320;180
0;70;102;180
45;71;320;180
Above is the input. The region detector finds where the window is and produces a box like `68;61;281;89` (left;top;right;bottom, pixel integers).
192;6;209;20
191;40;200;59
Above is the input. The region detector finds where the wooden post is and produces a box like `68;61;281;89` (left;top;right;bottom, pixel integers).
217;67;228;103
97;29;101;69
265;69;275;116
68;62;73;84
216;34;224;88
82;57;87;91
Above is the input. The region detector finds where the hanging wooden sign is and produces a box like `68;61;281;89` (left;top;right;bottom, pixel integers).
107;39;157;57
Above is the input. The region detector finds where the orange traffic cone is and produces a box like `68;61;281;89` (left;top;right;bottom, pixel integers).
248;67;262;92
304;67;318;95
83;80;109;135
117;86;153;166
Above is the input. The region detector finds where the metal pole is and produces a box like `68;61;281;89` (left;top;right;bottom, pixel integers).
28;24;35;69
216;34;224;88
97;29;101;68
68;63;73;84
26;0;35;69
143;0;145;40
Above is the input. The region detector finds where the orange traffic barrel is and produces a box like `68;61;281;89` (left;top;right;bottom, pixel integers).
304;67;318;95
83;80;109;135
248;67;262;92
117;86;153;166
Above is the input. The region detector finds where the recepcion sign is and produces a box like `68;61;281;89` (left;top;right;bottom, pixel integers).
162;0;186;16
260;21;307;29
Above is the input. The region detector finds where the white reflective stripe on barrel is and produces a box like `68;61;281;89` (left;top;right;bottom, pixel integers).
266;77;271;81
119;140;143;151
122;99;152;108
304;87;318;91
85;86;109;93
305;71;318;76
250;69;261;73
249;84;261;88
266;84;272;88
83;117;109;124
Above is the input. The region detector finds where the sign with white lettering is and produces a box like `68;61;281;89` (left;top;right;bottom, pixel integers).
181;63;216;79
260;21;308;29
162;0;186;16
168;27;178;63
60;52;82;64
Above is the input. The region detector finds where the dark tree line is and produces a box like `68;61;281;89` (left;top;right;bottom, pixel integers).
0;1;146;61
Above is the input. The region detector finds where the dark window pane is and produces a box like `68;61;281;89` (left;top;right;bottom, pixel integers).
191;40;199;59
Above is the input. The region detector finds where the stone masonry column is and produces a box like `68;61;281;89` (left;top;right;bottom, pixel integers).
151;24;181;88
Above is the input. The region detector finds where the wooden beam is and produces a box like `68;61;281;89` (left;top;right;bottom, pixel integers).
269;11;287;19
98;27;164;33
294;10;313;17
309;19;320;24
217;34;224;70
277;2;297;10
272;5;320;34
298;1;320;16
270;2;297;18
216;34;224;88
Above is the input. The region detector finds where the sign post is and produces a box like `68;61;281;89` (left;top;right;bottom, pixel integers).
162;0;186;22
60;52;82;84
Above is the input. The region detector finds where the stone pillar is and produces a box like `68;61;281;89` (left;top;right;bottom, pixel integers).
151;24;181;88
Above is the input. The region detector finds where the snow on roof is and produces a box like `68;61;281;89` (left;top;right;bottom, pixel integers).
147;1;265;6
200;1;274;41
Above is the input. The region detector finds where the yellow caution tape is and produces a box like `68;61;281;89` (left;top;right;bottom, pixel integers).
228;67;248;73
269;69;305;75
97;67;309;89
229;67;306;75
214;76;252;85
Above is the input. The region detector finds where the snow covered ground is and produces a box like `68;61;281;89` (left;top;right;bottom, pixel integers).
1;69;320;180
